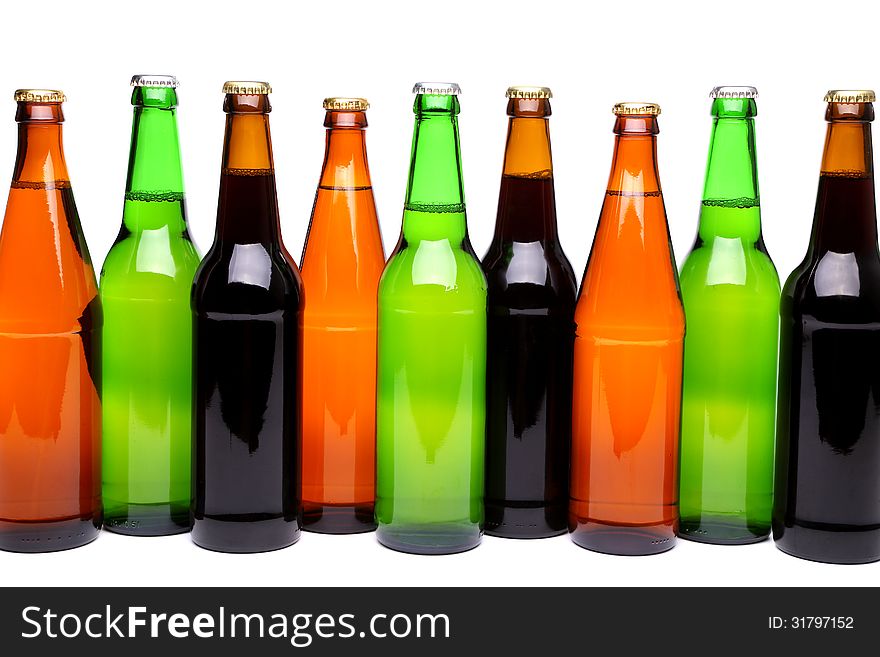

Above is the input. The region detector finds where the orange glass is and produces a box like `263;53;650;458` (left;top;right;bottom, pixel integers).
570;108;684;555
300;103;385;533
0;94;101;552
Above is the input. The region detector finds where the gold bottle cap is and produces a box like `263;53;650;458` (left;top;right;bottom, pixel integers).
824;89;875;103
710;86;758;99
222;81;272;95
14;89;65;103
412;82;461;96
131;74;178;88
506;85;552;99
323;97;370;111
613;102;661;116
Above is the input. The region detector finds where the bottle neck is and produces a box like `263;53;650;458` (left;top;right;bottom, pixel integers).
319;110;371;189
12;102;69;186
606;116;661;194
698;99;762;242
215;94;279;246
127;97;184;198
495;98;557;242
403;94;466;244
810;102;877;255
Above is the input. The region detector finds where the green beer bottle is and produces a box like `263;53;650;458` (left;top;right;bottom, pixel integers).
100;75;201;535
678;86;780;544
376;82;487;554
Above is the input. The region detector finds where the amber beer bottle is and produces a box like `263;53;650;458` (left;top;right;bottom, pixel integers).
774;90;880;564
482;86;577;538
191;82;303;553
0;90;102;552
301;98;384;533
570;102;684;555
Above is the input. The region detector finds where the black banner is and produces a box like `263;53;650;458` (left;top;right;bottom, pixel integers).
0;587;876;655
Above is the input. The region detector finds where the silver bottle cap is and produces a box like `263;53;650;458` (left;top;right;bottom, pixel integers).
131;75;179;88
412;82;461;96
710;86;758;99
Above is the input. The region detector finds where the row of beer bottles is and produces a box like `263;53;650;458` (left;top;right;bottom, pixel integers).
0;80;877;565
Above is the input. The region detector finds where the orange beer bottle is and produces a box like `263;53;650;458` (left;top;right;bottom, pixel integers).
570;102;684;555
300;97;385;533
0;90;102;552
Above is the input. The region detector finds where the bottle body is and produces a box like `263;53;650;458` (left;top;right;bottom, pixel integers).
301;103;384;533
482;93;576;538
570;108;684;555
0;94;102;552
191;87;302;553
775;95;880;563
375;87;486;554
678;93;780;544
101;81;201;535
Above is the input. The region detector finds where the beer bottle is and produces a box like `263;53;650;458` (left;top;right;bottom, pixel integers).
678;87;780;544
101;75;201;536
301;97;384;534
376;82;487;554
0;89;102;552
774;90;880;564
570;102;684;556
482;86;576;538
191;81;302;553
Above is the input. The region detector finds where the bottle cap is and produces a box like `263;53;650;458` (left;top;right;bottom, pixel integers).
323;97;370;111
612;102;660;116
412;82;461;96
131;75;178;88
824;90;875;103
222;81;272;95
710;86;757;99
14;89;65;103
506;85;552;99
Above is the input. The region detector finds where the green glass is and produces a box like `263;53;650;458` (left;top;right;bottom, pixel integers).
375;83;487;555
678;87;780;544
100;76;201;536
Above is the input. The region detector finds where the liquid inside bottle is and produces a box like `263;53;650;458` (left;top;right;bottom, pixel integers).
482;87;576;539
101;76;201;536
301;98;384;534
678;87;779;545
191;82;302;553
774;90;880;564
375;83;486;555
570;103;684;556
0;90;102;552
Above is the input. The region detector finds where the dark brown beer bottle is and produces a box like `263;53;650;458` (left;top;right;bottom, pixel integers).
482;86;576;538
0;89;102;552
191;82;303;553
774;90;880;564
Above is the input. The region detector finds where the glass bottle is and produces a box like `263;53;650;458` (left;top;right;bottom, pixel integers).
101;75;201;536
301;97;384;534
375;82;487;555
570;102;685;556
774;89;880;564
191;81;302;553
482;86;576;538
678;86;779;544
0;89;102;552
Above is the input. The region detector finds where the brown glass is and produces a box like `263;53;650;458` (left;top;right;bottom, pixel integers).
774;99;880;564
191;92;303;553
482;97;576;538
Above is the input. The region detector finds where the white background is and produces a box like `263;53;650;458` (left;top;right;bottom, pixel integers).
1;0;878;586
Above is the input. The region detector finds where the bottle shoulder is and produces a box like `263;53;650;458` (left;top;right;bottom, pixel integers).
783;250;880;321
379;239;487;306
679;239;780;296
483;241;577;309
192;243;302;314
